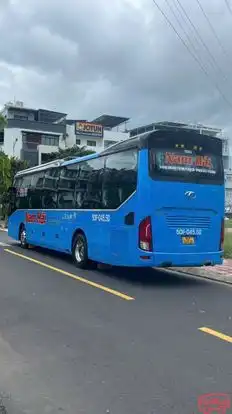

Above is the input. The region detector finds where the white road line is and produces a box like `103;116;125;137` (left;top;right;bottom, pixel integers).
0;242;10;247
0;228;8;232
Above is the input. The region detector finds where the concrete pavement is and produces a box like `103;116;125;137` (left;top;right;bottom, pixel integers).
0;231;232;413
170;260;232;284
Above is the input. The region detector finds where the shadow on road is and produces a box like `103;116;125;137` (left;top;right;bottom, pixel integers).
102;266;207;289
8;242;207;290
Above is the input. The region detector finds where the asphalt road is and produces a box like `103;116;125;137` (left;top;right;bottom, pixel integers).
0;231;232;414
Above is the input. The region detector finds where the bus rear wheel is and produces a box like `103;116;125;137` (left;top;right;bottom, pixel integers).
19;225;28;249
72;233;90;269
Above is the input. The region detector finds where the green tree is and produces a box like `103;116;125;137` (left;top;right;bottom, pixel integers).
0;153;27;221
0;114;7;130
0;152;11;221
9;157;28;183
0;151;11;193
43;145;95;163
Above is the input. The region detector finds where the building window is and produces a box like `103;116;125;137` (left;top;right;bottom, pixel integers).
22;132;41;149
14;114;29;121
87;140;97;147
41;134;59;146
76;139;81;145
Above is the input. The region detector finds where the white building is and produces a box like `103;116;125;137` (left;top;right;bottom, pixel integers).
65;115;130;156
130;121;232;207
0;102;129;166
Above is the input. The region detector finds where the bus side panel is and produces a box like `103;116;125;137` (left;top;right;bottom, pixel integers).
53;211;112;258
8;210;25;241
106;195;139;266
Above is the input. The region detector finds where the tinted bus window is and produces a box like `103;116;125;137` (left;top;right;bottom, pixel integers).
149;135;224;185
103;150;137;209
77;158;105;209
14;176;24;209
57;165;78;209
42;168;60;209
18;174;32;209
29;172;44;209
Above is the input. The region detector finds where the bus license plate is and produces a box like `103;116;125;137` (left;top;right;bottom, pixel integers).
182;236;195;245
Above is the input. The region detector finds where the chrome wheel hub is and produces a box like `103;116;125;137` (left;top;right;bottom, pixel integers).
75;238;85;263
21;229;26;245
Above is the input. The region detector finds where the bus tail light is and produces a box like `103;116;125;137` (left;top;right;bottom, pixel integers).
139;216;153;251
220;218;224;251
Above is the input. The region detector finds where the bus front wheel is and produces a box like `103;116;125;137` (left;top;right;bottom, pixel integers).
19;225;28;249
72;233;89;269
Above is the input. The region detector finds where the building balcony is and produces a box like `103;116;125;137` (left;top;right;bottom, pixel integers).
7;119;66;134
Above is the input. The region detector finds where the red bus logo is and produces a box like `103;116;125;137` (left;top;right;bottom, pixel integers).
198;393;231;413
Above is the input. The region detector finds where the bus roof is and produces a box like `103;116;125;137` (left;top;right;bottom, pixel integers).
16;128;222;176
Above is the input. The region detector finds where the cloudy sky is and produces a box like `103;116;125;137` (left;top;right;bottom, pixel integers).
0;0;232;130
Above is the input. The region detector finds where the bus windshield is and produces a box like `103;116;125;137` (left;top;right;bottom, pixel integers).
149;134;224;184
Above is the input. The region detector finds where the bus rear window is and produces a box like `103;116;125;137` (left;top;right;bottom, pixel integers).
149;143;224;184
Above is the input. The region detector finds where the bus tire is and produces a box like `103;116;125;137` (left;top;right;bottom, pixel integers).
72;232;89;269
19;224;28;249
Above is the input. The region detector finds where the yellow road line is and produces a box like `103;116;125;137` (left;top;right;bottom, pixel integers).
4;249;134;301
199;327;232;344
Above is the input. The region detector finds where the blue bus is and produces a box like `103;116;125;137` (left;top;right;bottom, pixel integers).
8;129;224;269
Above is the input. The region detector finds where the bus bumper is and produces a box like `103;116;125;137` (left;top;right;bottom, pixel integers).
135;251;224;268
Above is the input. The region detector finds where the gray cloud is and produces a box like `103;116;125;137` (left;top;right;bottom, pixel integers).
0;0;232;129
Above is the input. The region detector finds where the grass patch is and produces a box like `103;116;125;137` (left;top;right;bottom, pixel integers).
225;219;232;228
224;232;232;258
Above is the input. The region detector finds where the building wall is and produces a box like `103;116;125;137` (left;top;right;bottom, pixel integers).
2;127;63;160
3;128;23;158
2;123;129;165
6;119;65;134
66;123;129;152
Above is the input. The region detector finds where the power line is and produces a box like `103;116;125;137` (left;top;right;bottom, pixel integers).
173;0;230;84
163;0;206;69
195;0;232;63
225;0;232;15
151;0;232;109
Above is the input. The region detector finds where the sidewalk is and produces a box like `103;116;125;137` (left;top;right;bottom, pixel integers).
170;260;232;284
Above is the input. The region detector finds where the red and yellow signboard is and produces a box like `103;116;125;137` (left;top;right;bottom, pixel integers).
164;152;213;169
75;121;103;137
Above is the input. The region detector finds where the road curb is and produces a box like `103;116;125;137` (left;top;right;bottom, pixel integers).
163;267;232;285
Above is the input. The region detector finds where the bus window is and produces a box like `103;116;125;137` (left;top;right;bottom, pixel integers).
18;174;32;209
77;158;104;209
103;150;137;209
42;168;60;209
14;177;23;209
57;165;78;209
29;172;45;209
